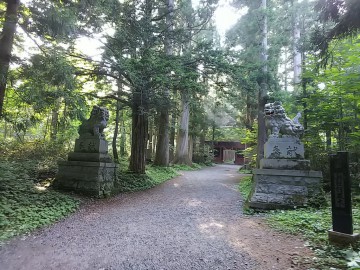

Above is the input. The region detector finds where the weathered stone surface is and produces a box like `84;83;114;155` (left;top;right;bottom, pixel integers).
264;137;304;159
265;101;304;138
54;106;118;198
74;138;108;153
260;158;310;170
254;168;322;178
78;105;109;139
68;152;112;163
249;168;322;209
250;102;324;209
328;230;360;245
54;161;117;197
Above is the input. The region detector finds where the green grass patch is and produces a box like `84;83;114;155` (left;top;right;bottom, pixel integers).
238;167;252;174
238;175;253;199
266;206;360;269
115;162;206;193
238;173;360;268
115;166;179;193
171;163;203;171
0;160;79;243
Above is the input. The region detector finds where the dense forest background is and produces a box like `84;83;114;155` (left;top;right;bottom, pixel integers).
1;0;360;181
1;1;360;267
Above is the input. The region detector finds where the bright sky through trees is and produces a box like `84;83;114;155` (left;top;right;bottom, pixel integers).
214;0;247;42
75;0;246;57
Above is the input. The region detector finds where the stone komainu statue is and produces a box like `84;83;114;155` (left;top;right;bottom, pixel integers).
265;101;304;138
79;105;109;139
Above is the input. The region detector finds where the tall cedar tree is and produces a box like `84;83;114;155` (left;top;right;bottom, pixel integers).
0;0;20;117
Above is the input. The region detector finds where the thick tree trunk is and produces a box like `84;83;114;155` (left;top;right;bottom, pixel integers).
120;110;127;156
246;93;255;130
256;0;268;167
153;111;170;165
292;1;302;85
338;97;345;151
326;129;331;151
152;128;157;156
283;48;288;92
129;99;148;173
112;101;121;163
199;128;205;160
0;0;20;117
50;110;58;140
188;134;193;162
147;117;154;161
301;51;308;131
153;0;174;166
50;98;62;140
173;93;192;165
169;89;177;161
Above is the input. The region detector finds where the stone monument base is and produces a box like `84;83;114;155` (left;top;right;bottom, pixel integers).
249;169;323;209
328;230;360;245
54;161;117;197
260;158;310;170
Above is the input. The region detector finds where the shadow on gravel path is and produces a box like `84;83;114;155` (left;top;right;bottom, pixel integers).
0;164;314;270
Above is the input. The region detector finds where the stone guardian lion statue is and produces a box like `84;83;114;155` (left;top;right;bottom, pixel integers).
78;105;109;139
265;101;304;138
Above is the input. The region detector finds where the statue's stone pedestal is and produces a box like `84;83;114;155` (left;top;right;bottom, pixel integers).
54;137;117;197
249;137;323;209
328;230;360;245
54;161;117;197
249;169;322;209
74;138;109;153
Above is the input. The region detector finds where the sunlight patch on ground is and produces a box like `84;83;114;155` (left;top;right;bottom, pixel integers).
187;199;203;207
199;222;224;230
198;220;226;239
173;183;180;188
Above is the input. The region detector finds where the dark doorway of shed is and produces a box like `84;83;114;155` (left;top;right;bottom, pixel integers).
223;149;236;164
205;141;246;165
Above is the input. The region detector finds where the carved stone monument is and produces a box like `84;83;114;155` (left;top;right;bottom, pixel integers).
249;101;323;209
328;151;359;244
54;106;117;197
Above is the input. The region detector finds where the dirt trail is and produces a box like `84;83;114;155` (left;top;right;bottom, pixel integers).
0;165;314;270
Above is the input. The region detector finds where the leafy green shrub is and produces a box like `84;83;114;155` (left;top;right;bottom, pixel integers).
303;132;331;191
238;167;252;174
0;161;79;242
192;153;213;165
115;157;130;170
240;124;258;170
0;140;70;162
171;163;203;171
238;175;253;199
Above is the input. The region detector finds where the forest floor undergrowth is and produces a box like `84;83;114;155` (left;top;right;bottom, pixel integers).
0;164;318;270
239;175;360;270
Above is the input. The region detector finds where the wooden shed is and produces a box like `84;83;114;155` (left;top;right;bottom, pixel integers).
205;141;246;165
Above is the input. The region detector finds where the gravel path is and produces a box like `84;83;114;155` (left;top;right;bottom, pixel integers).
0;165;313;270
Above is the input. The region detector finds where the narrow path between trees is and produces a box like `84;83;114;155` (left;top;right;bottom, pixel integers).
0;165;313;270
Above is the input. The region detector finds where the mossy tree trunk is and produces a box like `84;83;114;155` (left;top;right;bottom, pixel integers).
256;0;268;167
129;91;148;174
169;89;177;161
113;101;121;163
153;0;174;166
120;110;127;156
0;0;20;116
173;92;192;165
